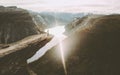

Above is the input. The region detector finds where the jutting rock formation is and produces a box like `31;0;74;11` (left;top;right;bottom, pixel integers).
0;6;53;75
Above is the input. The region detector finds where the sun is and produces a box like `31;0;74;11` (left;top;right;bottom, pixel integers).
45;26;65;38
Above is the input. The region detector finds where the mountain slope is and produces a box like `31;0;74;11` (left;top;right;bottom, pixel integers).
0;6;53;75
29;14;120;75
0;6;44;44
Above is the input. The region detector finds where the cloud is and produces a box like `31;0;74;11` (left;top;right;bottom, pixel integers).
0;0;120;13
0;0;44;6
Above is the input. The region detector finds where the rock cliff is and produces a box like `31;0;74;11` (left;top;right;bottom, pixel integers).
0;6;53;75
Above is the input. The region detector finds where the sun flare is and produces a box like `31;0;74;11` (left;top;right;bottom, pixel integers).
45;26;65;38
59;40;67;75
45;26;67;75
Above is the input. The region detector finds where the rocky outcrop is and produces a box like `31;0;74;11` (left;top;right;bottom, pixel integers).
29;11;47;31
0;6;43;44
0;6;53;75
0;34;52;75
65;16;88;34
29;14;120;75
65;15;104;35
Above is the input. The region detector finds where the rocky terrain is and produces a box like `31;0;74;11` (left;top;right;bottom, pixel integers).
64;14;104;35
29;14;120;75
0;6;46;44
29;11;47;31
0;6;53;75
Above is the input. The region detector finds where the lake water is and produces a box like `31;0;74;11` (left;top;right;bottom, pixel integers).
27;26;67;63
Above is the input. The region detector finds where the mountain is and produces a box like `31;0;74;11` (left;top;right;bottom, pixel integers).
29;11;47;30
0;6;45;44
29;11;89;29
39;12;86;27
65;14;104;35
29;14;120;75
29;11;87;29
0;6;53;75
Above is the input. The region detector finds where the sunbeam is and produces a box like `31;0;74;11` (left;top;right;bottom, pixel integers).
59;40;67;75
46;26;67;75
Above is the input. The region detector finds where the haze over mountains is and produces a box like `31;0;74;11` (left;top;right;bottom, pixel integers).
30;11;87;28
0;6;88;29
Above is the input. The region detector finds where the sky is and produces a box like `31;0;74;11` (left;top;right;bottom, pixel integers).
0;0;120;13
